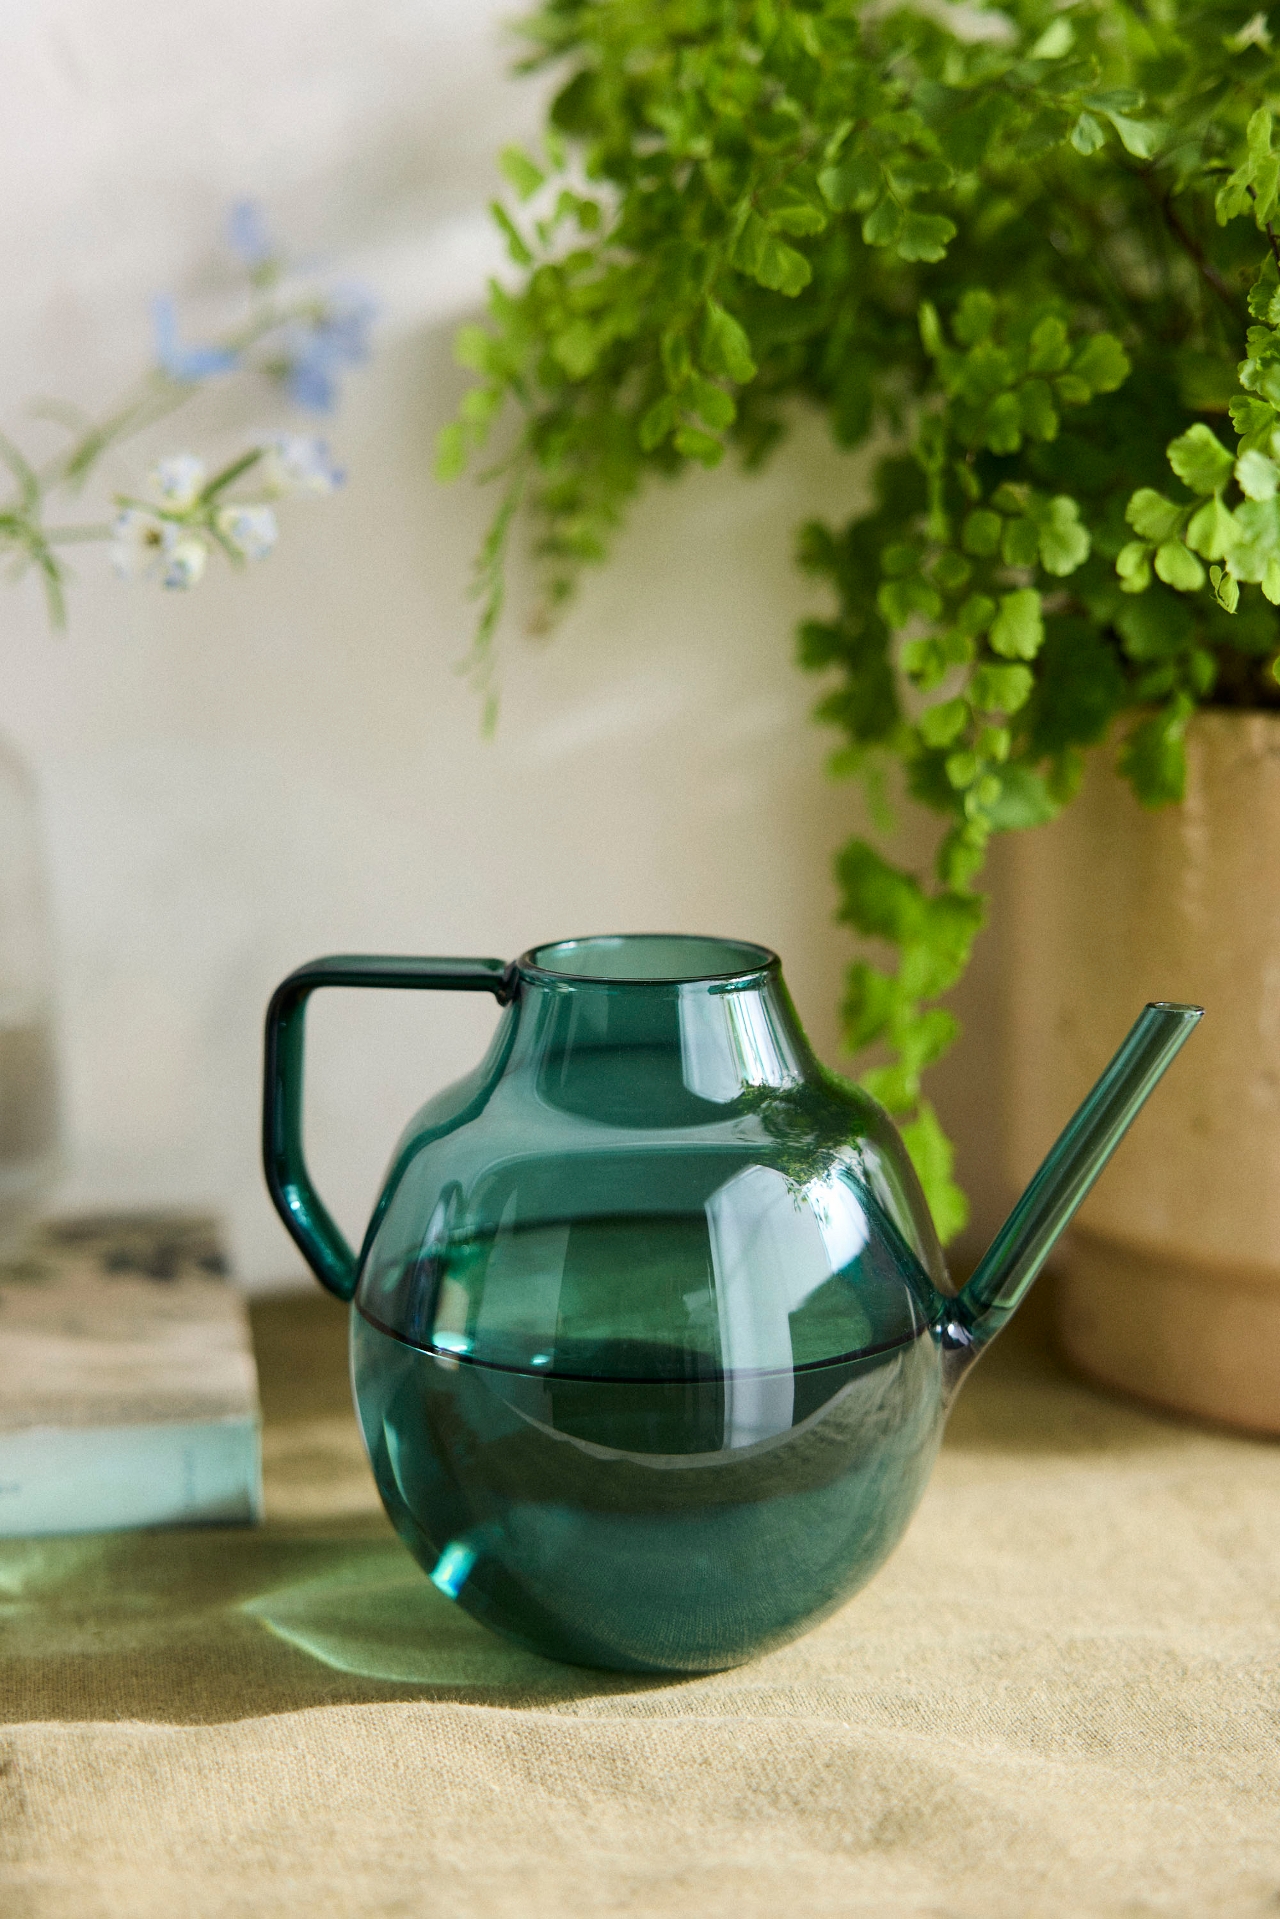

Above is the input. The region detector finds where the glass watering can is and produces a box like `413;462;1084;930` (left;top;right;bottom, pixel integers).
262;935;1200;1675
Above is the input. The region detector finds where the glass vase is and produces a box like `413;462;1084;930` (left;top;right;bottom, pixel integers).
0;733;60;1251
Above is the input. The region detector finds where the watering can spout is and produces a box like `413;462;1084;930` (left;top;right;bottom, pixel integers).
948;1002;1203;1356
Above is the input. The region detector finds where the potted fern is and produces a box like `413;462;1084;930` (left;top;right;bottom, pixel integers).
443;0;1280;1424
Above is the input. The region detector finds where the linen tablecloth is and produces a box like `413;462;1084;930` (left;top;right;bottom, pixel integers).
2;1282;1277;1917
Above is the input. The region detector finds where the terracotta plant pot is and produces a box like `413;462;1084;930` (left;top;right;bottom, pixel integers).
1006;709;1280;1433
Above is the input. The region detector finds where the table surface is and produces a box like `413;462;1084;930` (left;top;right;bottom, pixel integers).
2;1281;1278;1918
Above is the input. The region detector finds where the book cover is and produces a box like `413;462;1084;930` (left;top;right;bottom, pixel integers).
0;1212;263;1536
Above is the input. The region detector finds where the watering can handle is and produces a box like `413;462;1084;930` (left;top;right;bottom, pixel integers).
262;954;513;1301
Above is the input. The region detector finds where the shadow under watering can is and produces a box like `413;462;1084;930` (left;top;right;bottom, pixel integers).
263;933;1201;1675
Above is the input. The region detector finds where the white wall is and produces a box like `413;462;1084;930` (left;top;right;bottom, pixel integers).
0;1;1008;1286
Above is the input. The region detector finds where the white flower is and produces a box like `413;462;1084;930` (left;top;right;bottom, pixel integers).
110;509;208;589
160;530;207;589
150;454;206;511
259;434;344;496
110;507;169;581
216;503;278;561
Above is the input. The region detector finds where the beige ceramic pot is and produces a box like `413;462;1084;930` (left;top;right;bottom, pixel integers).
1006;708;1280;1432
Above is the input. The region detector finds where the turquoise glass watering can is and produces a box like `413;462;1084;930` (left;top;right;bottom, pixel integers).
263;934;1200;1674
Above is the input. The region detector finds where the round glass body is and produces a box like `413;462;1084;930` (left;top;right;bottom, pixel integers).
348;935;955;1674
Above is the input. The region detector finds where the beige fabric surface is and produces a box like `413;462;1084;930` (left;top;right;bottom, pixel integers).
2;1285;1278;1917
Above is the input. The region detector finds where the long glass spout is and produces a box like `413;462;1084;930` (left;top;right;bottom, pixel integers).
954;1002;1203;1350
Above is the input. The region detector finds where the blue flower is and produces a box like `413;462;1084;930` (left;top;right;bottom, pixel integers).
152;295;238;383
259;434;345;495
279;285;378;413
228;200;274;270
150;454;206;510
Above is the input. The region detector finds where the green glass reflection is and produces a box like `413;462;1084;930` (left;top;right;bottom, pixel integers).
351;1311;943;1674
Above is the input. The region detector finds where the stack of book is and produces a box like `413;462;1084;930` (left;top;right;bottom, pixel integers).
0;1212;262;1535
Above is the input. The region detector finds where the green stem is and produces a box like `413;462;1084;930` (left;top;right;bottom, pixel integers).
1137;166;1242;316
0;432;40;509
201;448;264;500
40;295;324;496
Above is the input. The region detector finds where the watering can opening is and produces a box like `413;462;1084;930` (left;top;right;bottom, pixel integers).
521;933;777;985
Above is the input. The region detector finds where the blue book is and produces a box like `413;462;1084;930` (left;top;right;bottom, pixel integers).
0;1213;262;1536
